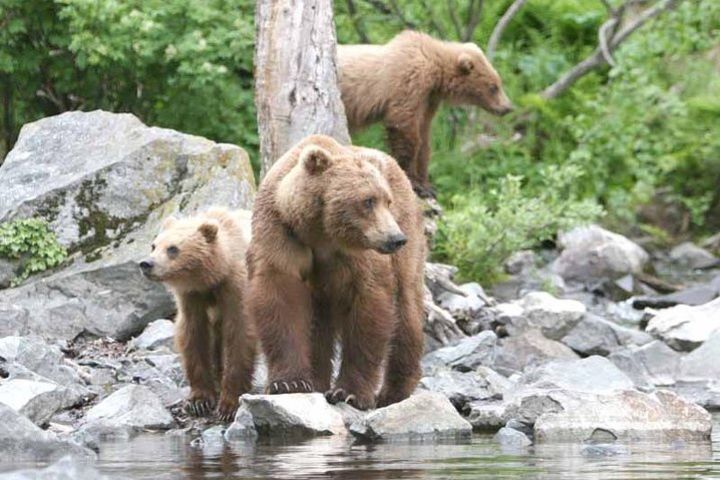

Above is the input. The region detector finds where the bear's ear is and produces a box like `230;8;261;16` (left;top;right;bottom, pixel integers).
457;53;474;75
199;220;219;243
300;145;333;175
161;216;177;230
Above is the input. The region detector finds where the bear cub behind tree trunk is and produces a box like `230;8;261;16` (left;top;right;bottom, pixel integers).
246;134;426;410
338;30;513;198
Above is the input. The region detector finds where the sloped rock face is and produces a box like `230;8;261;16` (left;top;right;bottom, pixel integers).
0;111;255;341
645;297;720;351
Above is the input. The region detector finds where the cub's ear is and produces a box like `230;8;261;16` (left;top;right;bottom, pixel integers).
199;220;219;243
457;53;474;75
300;145;333;175
161;216;177;230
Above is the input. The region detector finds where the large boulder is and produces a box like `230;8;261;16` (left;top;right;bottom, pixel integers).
0;111;255;341
645;297;720;351
609;340;681;388
669;242;719;270
552;225;649;282
0;378;84;426
561;313;653;356
678;330;720;383
421;331;497;373
494;329;579;375
506;292;586;340
0;336;82;385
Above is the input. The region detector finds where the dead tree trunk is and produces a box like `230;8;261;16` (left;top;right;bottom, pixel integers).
254;0;350;176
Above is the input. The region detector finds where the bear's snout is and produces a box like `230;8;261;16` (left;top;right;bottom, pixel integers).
378;233;407;254
139;259;155;276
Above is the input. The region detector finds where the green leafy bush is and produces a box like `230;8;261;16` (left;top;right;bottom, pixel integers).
0;219;67;285
434;165;603;282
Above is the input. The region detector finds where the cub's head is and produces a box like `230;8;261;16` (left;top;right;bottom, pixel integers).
445;43;513;116
277;144;407;254
139;215;225;290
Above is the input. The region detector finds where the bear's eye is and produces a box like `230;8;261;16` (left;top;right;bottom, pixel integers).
166;246;179;258
489;84;499;95
151;243;156;252
363;197;376;210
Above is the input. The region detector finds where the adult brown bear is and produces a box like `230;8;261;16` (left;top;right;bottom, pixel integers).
338;30;513;197
246;135;425;409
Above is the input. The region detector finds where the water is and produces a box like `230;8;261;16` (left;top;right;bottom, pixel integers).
89;415;720;479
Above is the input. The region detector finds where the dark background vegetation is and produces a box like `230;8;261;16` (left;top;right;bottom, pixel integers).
1;0;718;280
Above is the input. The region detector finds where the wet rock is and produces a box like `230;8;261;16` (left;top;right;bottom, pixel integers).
678;330;720;382
609;341;681;388
0;336;82;385
419;369;494;409
534;390;711;443
552;225;649;282
0;110;255;341
494;426;532;447
645;297;720;351
350;392;472;441
225;408;258;441
561;314;653;356
129;319;175;351
81;385;174;439
236;393;346;437
581;443;628;457
463;401;508;430
507;292;586;340
669;242;719;270
0;403;94;462
493;329;578;375
0;379;83;426
421;331;497;373
0;455;104;480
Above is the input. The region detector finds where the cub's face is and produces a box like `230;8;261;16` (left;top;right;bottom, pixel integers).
139;217;220;286
288;145;407;254
449;44;513;116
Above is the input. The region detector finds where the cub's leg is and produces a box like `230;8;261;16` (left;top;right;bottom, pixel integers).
216;278;257;421
176;293;216;417
310;297;335;392
248;270;314;394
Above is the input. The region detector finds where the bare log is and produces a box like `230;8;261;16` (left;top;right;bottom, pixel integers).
542;0;680;99
487;0;528;60
254;0;350;176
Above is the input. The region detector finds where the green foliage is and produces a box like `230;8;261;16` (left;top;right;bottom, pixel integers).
434;165;603;282
0;219;67;285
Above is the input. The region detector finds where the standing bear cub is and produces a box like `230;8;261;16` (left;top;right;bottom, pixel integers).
247;135;426;409
140;207;256;421
338;30;513;197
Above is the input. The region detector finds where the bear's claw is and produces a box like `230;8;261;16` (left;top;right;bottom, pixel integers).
215;400;238;423
266;379;314;394
186;397;215;417
325;388;374;410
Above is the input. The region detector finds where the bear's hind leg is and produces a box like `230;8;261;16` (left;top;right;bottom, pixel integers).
311;298;335;392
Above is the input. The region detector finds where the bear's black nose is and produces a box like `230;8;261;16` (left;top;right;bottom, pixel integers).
139;260;154;272
381;234;407;254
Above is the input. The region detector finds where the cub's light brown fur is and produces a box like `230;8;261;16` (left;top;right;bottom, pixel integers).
247;135;426;409
338;30;513;197
140;208;256;421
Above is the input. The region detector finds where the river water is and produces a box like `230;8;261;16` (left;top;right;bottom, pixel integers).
89;415;720;479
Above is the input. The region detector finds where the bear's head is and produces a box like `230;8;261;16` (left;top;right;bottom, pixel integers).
139;215;228;291
276;144;407;255
445;43;513;116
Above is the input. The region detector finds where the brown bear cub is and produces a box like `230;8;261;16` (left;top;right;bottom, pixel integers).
338;30;513;198
246;134;426;410
140;208;256;421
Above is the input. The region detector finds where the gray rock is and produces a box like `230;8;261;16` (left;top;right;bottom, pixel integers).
609;341;681;388
581;443;628;457
507;292;586;340
518;356;635;394
81;385;173;439
0;110;255;341
669;242;719;269
225;408;258;441
0;455;105;480
421;331;497;373
678;330;720;382
634;283;720;309
552;225;649;281
419;369;494;409
0;259;17;290
645;297;720;351
437;282;489;322
0;336;82;385
0;379;83;425
236;393;346;437
504;250;537;275
670;381;720;410
0;404;94;462
463;401;508;430
350;392;472;441
561;314;652;356
494;329;579;375
129;319;175;351
494;426;532;447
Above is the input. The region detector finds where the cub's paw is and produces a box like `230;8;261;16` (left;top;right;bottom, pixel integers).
185;394;216;417
325;387;375;410
265;379;314;394
215;397;239;423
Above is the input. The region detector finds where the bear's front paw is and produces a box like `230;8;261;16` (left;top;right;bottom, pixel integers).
325;388;375;410
265;379;314;394
215;397;239;423
185;393;217;417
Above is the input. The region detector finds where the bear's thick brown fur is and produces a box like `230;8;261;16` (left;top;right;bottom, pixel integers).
246;135;426;409
338;30;513;197
140;207;256;421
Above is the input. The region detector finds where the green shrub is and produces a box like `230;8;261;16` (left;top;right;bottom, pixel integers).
0;219;67;285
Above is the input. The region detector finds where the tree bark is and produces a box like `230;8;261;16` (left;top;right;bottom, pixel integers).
254;0;350;177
